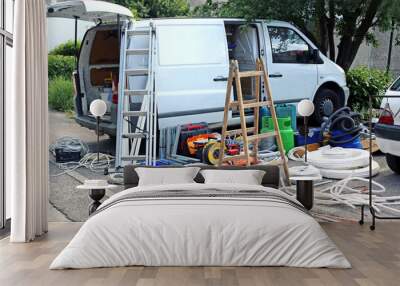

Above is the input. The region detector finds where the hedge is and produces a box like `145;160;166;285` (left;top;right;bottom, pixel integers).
346;66;392;111
48;55;75;80
48;77;74;112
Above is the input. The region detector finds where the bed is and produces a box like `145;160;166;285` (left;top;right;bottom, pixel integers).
50;165;350;269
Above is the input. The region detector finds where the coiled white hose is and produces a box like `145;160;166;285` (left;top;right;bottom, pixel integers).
281;176;400;215
49;137;114;176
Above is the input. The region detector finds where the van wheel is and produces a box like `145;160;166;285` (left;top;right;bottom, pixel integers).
313;89;341;125
386;153;400;174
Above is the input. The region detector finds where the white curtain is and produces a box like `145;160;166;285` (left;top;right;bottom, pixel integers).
7;0;49;242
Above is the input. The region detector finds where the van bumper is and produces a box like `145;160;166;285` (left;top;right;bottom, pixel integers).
75;115;117;136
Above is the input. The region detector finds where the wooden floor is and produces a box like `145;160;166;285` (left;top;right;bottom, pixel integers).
0;222;399;286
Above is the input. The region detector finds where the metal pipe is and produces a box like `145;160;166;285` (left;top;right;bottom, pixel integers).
386;18;395;73
96;116;100;162
74;16;79;73
369;93;372;209
304;116;308;163
117;14;121;52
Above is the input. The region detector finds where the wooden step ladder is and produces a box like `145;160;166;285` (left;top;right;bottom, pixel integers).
218;58;290;182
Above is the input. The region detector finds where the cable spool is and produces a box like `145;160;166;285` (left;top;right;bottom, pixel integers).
319;160;380;179
308;146;369;170
202;141;226;165
49;136;114;176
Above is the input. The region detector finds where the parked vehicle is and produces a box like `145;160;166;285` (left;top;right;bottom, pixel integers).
375;76;400;174
47;0;349;136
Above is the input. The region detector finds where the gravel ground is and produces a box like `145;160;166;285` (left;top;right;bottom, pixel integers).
48;110;400;222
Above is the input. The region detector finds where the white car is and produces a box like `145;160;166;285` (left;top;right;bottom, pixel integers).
375;76;400;174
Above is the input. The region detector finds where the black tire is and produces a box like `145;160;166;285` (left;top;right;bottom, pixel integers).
386;153;400;174
312;89;342;125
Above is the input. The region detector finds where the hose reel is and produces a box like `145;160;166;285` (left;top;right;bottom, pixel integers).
320;107;362;145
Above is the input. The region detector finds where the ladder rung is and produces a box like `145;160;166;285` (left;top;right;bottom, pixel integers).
230;99;257;108
126;49;149;55
122;133;147;139
247;131;278;142
238;71;264;78
123;111;147;117
230;100;272;109
126;69;149;76
124;90;148;96
222;154;257;162
243;101;272;109
226;127;255;136
127;30;150;36
121;155;146;161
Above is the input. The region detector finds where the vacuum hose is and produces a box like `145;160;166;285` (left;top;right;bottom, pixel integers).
320;107;362;145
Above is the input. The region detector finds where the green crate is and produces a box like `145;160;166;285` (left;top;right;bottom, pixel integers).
260;127;294;154
261;117;292;131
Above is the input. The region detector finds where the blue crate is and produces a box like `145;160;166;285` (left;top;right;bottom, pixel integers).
295;127;322;146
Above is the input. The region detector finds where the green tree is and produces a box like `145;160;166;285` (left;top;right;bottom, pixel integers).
193;0;400;71
109;0;189;18
49;40;81;57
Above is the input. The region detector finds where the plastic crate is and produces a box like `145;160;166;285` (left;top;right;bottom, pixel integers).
260;104;297;130
260;127;294;154
261;117;292;131
295;127;322;146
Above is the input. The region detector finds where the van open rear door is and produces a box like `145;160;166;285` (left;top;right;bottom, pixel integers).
155;19;230;128
47;0;132;23
47;1;132;118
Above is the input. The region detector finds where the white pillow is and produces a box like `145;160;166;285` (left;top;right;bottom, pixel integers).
200;169;265;185
135;167;200;186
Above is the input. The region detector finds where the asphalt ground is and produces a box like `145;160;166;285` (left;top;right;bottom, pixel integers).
48;111;117;222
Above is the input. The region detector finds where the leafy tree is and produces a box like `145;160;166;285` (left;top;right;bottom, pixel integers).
49;40;81;57
193;0;400;71
109;0;189;18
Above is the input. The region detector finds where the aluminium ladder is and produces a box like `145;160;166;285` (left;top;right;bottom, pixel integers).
218;58;290;182
115;22;157;169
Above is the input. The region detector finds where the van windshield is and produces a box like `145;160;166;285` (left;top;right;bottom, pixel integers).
390;77;400;91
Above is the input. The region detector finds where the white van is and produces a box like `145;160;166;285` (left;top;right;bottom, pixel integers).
48;0;349;136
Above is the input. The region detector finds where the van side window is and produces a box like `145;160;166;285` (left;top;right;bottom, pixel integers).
267;26;312;64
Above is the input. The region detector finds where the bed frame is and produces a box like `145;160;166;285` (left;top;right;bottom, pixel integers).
123;164;280;189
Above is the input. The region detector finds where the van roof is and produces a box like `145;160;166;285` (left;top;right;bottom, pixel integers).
134;17;292;27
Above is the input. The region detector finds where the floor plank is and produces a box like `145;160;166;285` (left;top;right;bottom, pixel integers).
0;222;399;286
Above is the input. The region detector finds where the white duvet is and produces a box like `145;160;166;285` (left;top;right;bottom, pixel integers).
50;183;350;269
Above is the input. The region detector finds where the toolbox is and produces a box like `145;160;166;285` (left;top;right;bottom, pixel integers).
55;147;82;163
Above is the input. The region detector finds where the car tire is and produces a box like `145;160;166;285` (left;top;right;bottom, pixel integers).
312;89;341;125
386;153;400;174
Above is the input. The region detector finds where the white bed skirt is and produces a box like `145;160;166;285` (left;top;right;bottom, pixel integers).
50;183;350;269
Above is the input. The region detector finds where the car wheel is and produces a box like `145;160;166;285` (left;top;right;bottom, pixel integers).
386;153;400;174
312;89;341;125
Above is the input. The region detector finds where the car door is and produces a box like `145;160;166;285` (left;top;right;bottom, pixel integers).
155;19;230;128
264;24;318;103
383;77;400;125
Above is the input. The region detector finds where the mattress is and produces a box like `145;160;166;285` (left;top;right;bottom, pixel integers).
50;183;350;269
